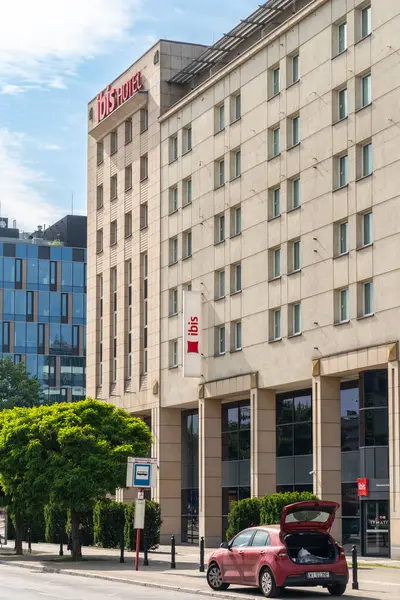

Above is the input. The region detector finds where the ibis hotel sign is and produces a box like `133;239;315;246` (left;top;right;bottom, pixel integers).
183;291;202;378
97;72;143;122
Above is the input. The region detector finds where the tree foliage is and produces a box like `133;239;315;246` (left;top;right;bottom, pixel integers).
0;357;41;410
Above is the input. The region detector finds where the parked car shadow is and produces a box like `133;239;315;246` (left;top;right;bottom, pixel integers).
226;586;379;599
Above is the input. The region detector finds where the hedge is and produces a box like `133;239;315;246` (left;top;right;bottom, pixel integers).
124;500;162;551
225;497;262;541
44;505;68;544
260;492;318;525
93;499;125;548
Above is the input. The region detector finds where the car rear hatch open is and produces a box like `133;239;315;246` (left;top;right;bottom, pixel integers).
281;501;338;534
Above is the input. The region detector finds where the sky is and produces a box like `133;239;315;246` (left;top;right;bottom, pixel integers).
0;0;258;232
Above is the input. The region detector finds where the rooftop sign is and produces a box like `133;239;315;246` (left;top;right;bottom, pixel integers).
97;72;143;122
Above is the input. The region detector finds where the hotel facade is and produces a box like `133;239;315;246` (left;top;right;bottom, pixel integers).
87;0;400;557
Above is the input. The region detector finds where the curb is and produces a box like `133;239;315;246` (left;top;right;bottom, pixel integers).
0;560;258;600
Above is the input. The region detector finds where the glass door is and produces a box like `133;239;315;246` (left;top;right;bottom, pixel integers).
364;500;390;557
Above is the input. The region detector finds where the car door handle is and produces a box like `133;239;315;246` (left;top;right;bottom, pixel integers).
238;550;244;555
260;550;266;555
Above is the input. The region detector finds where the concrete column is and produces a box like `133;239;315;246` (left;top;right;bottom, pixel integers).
251;388;276;497
312;376;342;541
152;406;182;543
388;359;400;558
199;397;222;547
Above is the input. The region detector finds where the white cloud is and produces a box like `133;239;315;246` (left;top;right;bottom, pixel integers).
0;128;61;231
40;143;62;151
0;0;146;90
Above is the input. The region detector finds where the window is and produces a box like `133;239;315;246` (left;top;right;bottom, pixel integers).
216;270;225;299
38;323;45;354
361;73;371;107
169;288;178;316
217;103;225;132
97;141;104;165
233;149;241;178
338;21;347;54
233;321;242;351
110;220;117;246
339;221;349;255
362;142;372;176
96;185;103;209
110;130;118;155
140;154;148;180
170;135;178;162
292;54;299;83
338;154;348;188
72;325;79;355
126;261;132;378
292;303;302;335
270;127;280;158
140;108;149;133
276;390;312;457
338;88;348;120
15;259;22;288
338;287;349;323
231;205;241;236
125;119;132;144
361;5;371;38
96;229;103;253
272;67;280;96
272;247;281;278
169;237;178;265
183;230;192;258
183;178;192;205
183;126;192;153
26;291;34;321
232;263;242;293
110;174;117;199
140;202;148;229
125;212;132;238
170;340;178;368
125;165;132;191
362;211;372;246
217;325;226;355
50;261;57;290
169;186;178;213
292;240;301;272
363;281;374;316
216;213;225;243
271;308;281;341
142;253;148;375
216;158;225;187
111;267;117;383
290;115;300;147
232;93;241;122
270;187;280;218
61;293;68;323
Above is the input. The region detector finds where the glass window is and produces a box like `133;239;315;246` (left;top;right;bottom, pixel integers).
14;322;26;354
231;529;254;548
61;357;72;386
73;294;85;324
251;529;270;547
27;259;39;289
339;88;348;120
277;424;293;456
38;260;50;289
217;214;225;243
218;104;225;131
277;396;294;424
363;281;374;316
15;290;26;320
341;381;360;452
3;257;15;287
61;325;73;355
61;262;73;291
273;127;280;156
273;68;280;96
361;408;388;446
38;323;45;350
50;292;61;321
363;370;388;408
273;309;281;339
342;483;360;517
15;244;26;258
49;324;61;354
339;221;348;254
50;246;62;261
277;390;312;458
338;22;347;53
291;116;300;146
272;188;280;217
362;73;372;107
339;288;349;322
26;322;37;354
293;240;301;271
15;259;22;286
62;247;73;261
362;143;372;176
294;422;312;454
293;303;301;335
73;262;84;293
234;321;242;351
292;54;299;82
25;355;38;378
363;212;372;246
292;178;301;209
234;150;241;178
39;292;50;321
222;405;239;432
3;290;14;319
294;392;312;421
234;94;241;121
218;159;225;187
273;248;281;278
339;155;348;187
361;5;371;38
218;326;225;355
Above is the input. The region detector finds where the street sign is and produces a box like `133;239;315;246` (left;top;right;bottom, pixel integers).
126;457;157;489
134;499;146;530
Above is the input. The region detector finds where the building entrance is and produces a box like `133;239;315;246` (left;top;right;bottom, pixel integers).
363;500;390;557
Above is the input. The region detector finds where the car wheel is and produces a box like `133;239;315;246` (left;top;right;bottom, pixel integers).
259;567;280;598
206;563;230;591
328;583;347;596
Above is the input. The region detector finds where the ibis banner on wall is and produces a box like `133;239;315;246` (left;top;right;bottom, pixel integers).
183;291;202;377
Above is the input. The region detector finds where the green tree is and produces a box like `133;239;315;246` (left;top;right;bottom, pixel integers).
0;399;152;557
0;357;41;410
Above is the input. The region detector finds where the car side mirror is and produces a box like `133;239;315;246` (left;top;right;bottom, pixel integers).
220;541;230;550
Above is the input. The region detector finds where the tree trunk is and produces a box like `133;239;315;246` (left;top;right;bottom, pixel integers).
14;512;24;555
70;509;82;559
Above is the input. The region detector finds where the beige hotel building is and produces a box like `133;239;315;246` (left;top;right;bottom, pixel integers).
87;0;400;556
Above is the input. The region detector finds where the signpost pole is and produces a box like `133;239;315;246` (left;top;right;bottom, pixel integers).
135;488;143;571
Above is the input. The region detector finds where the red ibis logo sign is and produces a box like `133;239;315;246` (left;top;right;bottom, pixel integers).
357;478;369;497
97;72;143;122
183;292;202;377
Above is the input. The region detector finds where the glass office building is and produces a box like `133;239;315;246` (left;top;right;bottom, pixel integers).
0;216;87;403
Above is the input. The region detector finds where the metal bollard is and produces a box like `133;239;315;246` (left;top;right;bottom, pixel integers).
352;545;359;590
171;534;176;569
120;527;125;564
143;535;149;566
59;540;64;557
199;536;205;572
28;528;32;554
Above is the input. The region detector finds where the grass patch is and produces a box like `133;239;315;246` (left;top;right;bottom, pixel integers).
347;561;400;570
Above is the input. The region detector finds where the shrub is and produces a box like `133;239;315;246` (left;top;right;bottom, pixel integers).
225;497;262;542
44;505;68;544
124;500;162;551
260;492;318;525
94;499;125;548
66;509;94;546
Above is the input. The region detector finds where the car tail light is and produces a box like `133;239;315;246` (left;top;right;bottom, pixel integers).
277;550;288;558
337;545;345;557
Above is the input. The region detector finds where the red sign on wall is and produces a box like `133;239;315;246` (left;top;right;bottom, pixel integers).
357;478;369;497
97;72;143;122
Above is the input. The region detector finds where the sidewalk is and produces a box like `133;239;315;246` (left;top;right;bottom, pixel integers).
0;540;399;600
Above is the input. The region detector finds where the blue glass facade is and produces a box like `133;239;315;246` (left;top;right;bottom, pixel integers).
0;241;86;403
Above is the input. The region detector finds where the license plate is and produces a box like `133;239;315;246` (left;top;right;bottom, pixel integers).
306;572;330;579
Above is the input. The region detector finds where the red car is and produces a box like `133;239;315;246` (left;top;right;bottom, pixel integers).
207;500;348;598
